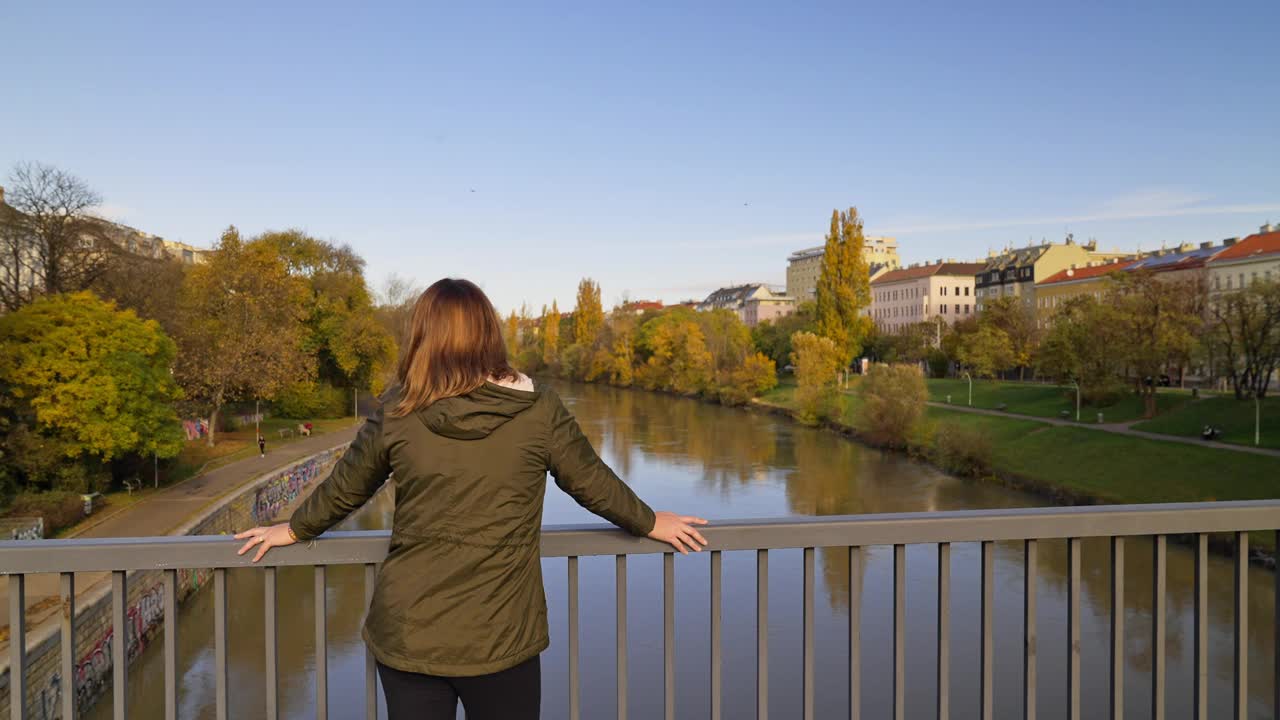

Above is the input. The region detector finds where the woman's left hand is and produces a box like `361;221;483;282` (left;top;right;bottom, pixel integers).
234;523;297;562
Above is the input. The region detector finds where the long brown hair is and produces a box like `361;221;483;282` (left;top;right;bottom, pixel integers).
390;278;518;417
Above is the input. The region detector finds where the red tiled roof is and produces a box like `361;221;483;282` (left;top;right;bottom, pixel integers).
1039;259;1137;286
1211;230;1280;263
871;262;986;285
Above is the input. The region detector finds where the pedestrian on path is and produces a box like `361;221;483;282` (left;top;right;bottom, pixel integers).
235;278;708;720
257;434;266;457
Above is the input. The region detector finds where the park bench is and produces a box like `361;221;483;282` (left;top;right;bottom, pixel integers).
1059;410;1071;419
278;427;293;439
995;403;1008;412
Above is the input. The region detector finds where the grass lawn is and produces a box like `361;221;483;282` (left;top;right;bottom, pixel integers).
926;378;1191;424
759;375;798;405
927;406;1280;548
1132;395;1280;450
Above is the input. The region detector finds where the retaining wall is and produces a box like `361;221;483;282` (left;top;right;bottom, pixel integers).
0;443;349;719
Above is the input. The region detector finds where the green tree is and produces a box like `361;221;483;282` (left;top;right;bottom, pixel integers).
254;230;395;393
1208;278;1280;400
853;363;929;449
1110;272;1201;417
173;227;314;445
814;208;873;366
790;331;844;424
751;301;816;369
573;278;604;347
958;324;1016;379
979;296;1039;379
1036;295;1127;405
0;292;184;493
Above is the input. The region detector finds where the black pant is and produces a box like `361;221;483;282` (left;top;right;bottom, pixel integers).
377;656;541;720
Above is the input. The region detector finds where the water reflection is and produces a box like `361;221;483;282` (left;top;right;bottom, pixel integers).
93;382;1276;719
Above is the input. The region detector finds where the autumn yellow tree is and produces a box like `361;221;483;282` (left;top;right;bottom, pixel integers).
815;208;873;365
573;278;604;347
790;331;845;424
173;227;314;445
542;300;561;366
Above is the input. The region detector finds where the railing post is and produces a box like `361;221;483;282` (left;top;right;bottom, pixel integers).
849;546;862;720
1067;538;1081;720
1152;536;1166;720
616;554;628;720
8;574;25;720
894;544;906;720
757;548;769;720
315;565;328;720
568;556;580;720
937;543;950;720
1024;539;1037;720
1234;532;1248;720
364;563;378;720
163;569;178;720
711;550;722;720
112;570;128;720
62;572;78;720
1110;537;1124;720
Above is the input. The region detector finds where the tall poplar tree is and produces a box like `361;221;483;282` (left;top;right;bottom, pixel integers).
814;208;872;365
542;300;561;365
574;278;604;346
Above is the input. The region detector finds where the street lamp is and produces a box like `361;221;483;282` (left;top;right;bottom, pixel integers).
962;371;973;407
1069;379;1081;422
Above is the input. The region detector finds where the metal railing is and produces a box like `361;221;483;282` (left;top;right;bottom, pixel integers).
2;499;1279;720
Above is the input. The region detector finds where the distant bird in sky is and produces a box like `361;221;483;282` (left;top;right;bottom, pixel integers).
470;188;476;193
743;202;749;206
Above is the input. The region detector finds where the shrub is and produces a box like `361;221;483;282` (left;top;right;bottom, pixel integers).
932;422;993;477
926;348;950;379
853;363;928;448
790;332;844;424
4;491;88;535
275;381;349;419
717;352;778;406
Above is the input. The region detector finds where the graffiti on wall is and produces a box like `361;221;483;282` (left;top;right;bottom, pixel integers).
251;450;338;523
0;517;43;540
31;584;166;717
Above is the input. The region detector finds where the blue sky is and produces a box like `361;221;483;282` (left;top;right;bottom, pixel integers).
2;1;1277;314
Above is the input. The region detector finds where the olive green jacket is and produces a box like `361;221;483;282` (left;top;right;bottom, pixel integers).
289;381;656;676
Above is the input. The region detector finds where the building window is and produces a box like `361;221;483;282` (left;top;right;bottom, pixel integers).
941;304;947;314
1239;273;1245;288
1226;276;1233;290
964;304;970;314
964;287;970;296
954;304;960;314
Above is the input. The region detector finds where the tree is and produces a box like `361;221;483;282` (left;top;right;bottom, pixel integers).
958;324;1016;379
717;352;778;406
853;364;928;448
0;292;184;493
254;230;395;392
173;227;314;445
814;208;873;366
1209;278;1280;399
635;308;712;395
1110;272;1201;417
751;301;816;369
91;252;188;337
980;296;1039;379
0;162;118;311
1036;295;1127;405
573;278;604;347
374;273;422;355
790;331;845;424
542;300;561;367
504;309;520;355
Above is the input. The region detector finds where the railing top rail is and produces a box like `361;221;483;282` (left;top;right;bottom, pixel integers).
2;500;1278;574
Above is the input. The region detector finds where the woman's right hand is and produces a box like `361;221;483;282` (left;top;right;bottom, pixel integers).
648;511;709;555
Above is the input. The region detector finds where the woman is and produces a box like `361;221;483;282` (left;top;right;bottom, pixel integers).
235;278;708;720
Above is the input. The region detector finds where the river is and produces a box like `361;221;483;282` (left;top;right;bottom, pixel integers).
93;381;1276;719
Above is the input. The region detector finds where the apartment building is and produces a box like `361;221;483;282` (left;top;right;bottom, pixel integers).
698;283;795;327
785;236;900;302
869;261;985;334
974;238;1129;312
1207;225;1280;293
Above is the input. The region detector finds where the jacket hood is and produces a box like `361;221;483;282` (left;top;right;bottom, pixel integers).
418;381;541;440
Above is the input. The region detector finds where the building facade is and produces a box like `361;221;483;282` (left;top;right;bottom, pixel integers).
1033;259;1136;327
786;235;900;302
974;238;1129;313
1207;225;1280;293
698;284;795;327
869;262;985;334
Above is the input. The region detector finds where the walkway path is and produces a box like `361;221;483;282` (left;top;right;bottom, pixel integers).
927;402;1280;458
0;423;360;657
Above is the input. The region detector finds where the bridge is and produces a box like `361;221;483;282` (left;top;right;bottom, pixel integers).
2;500;1278;720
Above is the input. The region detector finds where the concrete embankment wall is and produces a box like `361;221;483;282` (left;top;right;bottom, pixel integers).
0;444;349;719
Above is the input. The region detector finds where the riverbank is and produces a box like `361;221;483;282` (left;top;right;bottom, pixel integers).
748;389;1280;555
